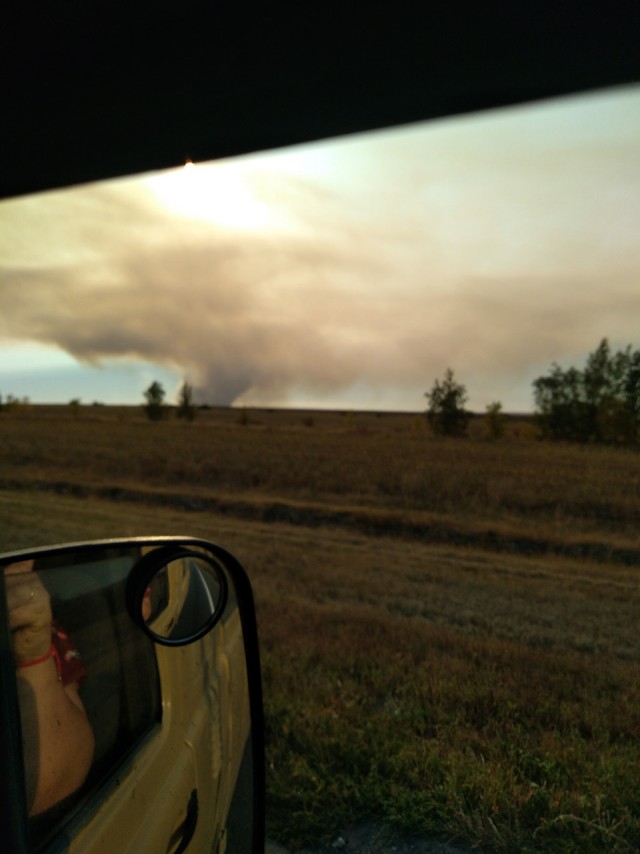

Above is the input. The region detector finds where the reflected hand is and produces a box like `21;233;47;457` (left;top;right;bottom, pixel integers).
5;561;53;663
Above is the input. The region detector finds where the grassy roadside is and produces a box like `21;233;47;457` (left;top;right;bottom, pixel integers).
2;487;639;851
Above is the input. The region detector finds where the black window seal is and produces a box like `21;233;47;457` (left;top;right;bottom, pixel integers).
0;572;29;853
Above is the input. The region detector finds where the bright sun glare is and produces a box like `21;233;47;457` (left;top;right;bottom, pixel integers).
144;159;279;230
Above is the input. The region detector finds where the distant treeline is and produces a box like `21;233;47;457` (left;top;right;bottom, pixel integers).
424;338;640;444
3;339;639;446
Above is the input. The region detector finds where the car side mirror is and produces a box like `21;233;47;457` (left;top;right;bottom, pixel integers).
0;536;264;854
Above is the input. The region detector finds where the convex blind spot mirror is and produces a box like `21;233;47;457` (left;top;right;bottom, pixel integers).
0;536;264;854
126;545;229;646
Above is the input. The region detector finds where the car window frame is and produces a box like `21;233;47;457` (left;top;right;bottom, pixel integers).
0;571;30;852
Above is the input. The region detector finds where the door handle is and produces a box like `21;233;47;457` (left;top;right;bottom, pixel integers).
168;788;198;854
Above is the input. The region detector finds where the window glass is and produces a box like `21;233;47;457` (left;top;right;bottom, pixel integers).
3;549;160;848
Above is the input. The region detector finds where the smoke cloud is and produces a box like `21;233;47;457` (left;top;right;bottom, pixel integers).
1;85;639;410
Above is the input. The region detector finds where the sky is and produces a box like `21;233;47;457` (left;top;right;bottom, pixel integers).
1;84;639;412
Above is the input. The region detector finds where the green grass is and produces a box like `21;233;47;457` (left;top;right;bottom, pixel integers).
2;407;640;851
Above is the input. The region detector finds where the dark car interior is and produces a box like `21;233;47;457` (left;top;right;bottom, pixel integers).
3;5;639;200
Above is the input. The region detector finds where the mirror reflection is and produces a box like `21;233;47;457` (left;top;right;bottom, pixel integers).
4;557;96;819
142;554;227;642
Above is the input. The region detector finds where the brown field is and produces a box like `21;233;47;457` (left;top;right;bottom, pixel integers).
1;405;639;851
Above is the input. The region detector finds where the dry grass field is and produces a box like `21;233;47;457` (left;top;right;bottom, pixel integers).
1;405;639;851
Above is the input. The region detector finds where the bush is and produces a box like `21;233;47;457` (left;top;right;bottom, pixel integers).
484;401;505;439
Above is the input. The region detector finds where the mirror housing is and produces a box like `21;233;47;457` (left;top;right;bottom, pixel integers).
0;536;264;853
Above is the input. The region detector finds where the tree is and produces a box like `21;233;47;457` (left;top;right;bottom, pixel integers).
176;381;197;421
533;364;592;441
143;381;166;421
533;338;640;443
425;368;470;437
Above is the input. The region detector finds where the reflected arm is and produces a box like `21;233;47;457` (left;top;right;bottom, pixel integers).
6;565;95;815
17;663;95;815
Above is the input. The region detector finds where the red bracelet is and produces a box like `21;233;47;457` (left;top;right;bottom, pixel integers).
17;644;62;678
